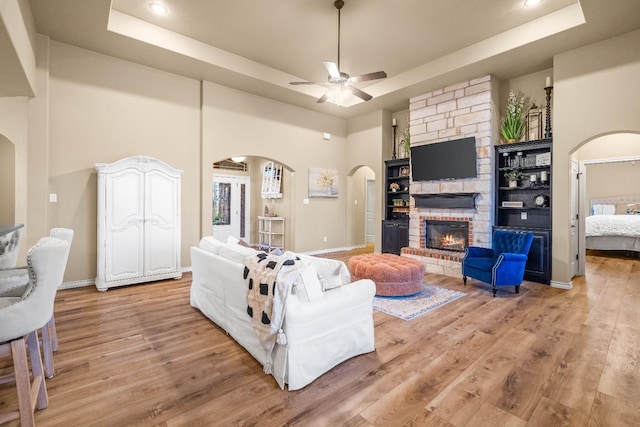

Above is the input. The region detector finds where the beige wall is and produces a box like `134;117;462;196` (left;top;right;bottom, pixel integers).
0;97;28;260
202;81;374;254
501;68;553;142
348;166;375;246
554;29;640;284
585;160;640;203
46;41;202;282
0;136;15;223
346;110;387;251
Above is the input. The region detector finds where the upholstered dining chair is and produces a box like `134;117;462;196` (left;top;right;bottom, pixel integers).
462;229;534;297
0;226;23;270
0;236;69;426
0;228;73;378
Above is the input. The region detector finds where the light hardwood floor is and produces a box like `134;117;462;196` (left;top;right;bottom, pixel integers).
1;249;639;426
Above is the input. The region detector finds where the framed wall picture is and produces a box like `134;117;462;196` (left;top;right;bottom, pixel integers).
399;165;410;177
526;107;543;141
309;168;339;198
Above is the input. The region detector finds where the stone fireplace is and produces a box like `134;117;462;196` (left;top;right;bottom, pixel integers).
401;75;497;277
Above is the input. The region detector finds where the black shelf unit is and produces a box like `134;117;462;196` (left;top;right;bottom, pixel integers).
494;139;552;284
382;158;410;255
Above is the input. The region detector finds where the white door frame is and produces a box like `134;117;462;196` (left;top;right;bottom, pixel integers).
570;159;580;277
365;178;376;244
576;154;640;274
212;174;251;243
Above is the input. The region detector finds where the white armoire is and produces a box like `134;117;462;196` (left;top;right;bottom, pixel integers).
95;156;182;291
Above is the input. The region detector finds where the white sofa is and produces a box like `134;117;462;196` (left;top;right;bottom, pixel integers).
190;237;376;390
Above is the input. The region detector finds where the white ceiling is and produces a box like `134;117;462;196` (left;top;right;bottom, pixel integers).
16;0;640;117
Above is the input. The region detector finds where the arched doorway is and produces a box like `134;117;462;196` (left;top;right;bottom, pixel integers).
212;156;295;250
347;165;376;248
572;132;640;276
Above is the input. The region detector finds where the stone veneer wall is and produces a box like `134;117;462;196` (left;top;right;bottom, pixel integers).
401;75;498;277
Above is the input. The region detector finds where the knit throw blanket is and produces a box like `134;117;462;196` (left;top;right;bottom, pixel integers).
244;251;304;374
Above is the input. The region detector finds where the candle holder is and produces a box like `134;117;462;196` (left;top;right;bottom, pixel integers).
392;123;397;159
544;86;553;139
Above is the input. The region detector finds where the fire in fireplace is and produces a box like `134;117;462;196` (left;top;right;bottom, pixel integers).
424;220;469;252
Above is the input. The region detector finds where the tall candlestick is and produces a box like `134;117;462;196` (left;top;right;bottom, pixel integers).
391;123;397;160
544;86;553;139
545;76;552;88
392;118;397;126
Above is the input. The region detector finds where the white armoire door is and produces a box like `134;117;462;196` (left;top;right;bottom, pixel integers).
96;156;182;291
103;167;145;282
145;168;180;276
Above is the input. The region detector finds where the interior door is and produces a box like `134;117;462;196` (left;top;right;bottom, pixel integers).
213;174;251;244
570;159;580;277
365;178;375;244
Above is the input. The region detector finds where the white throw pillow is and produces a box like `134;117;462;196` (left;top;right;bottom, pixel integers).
218;242;256;264
199;236;225;255
295;253;350;290
301;264;324;301
294;264;323;302
225;235;240;245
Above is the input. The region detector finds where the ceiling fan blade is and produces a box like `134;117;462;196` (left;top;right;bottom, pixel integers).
323;61;341;80
316;92;330;103
349;71;387;83
290;81;321;85
347;86;373;102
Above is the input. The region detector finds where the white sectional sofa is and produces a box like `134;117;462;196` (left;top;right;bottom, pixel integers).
190;237;376;390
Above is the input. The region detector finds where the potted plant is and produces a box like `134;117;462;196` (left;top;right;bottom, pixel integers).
504;168;522;188
389;182;400;192
501;91;525;143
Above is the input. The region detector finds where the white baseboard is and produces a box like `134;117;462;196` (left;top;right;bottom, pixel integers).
59;266;193;290
302;244;366;256
59;279;94;290
550;280;572;290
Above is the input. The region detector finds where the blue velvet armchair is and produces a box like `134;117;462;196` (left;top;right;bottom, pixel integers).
462;230;534;296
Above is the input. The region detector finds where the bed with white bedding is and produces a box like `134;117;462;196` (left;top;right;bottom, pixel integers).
586;196;640;252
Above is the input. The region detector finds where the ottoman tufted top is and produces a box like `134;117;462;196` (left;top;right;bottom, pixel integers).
348;254;425;296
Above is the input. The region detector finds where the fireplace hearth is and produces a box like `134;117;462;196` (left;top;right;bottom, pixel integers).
424;220;470;252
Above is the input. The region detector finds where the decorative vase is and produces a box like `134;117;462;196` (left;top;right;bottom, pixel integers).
392;188;397;193
506;138;519;144
326;185;332;196
509;180;518;188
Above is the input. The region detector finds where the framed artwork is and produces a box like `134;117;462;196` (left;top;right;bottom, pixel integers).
309;168;338;198
399;165;410;177
526;107;543;141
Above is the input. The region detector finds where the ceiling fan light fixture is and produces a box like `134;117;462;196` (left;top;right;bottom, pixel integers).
524;0;542;7
231;156;246;163
289;0;386;104
149;2;168;15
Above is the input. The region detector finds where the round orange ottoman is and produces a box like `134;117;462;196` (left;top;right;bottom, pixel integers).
348;253;425;296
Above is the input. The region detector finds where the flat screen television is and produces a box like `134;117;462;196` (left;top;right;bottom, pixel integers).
410;137;477;181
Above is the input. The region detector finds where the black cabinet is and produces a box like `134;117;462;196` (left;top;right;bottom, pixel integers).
495;140;552;284
494;226;550;284
382;220;409;255
382;159;410;254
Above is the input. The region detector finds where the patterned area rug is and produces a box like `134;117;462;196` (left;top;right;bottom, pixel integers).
373;284;466;321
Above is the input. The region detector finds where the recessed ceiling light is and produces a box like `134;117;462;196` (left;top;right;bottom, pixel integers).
524;0;542;6
149;2;168;15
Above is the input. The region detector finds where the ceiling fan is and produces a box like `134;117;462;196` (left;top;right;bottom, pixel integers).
289;0;387;104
